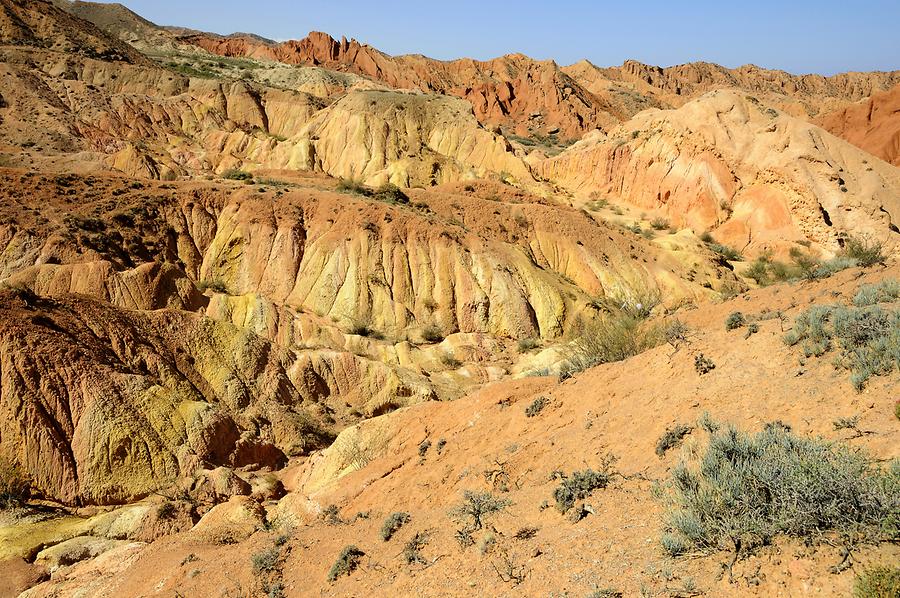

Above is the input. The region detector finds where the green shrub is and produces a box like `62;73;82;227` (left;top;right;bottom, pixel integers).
655;424;692;457
854;280;900;307
380;512;410;541
336;178;369;195
517;337;541;353
854;566;900;598
708;242;742;261
198;278;229;294
725;312;746;330
694;353;715;375
650;217;670;230
403;531;428;564
372;183;409;204
0;459;30;509
661;422;900;556
421;324;444;344
327;545;364;582
223;169;252;181
252;546;280;573
525;396;549;418
449;491;510;530
784;304;900;390
553;468;612;513
810;256;857;279
562;314;661;377
840;235;884;268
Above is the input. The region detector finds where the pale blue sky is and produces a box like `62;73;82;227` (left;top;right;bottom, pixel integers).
100;0;900;75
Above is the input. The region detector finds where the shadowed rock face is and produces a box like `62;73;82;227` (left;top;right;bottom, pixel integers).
539;90;900;255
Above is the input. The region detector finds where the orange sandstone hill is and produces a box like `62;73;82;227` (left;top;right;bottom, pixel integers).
816;83;900;166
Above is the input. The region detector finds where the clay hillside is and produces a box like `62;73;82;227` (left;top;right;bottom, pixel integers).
0;1;898;597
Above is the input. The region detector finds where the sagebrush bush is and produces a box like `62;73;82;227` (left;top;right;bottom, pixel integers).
525;396;549;418
854;279;900;307
854;565;900;598
252;546;280;573
656;424;692;457
327;545;364;582
661;422;900;556
223;169;252;181
449;490;510;530
380;512;410;541
784;303;900;390
840;235;884;268
725;312;746;330
421;324;444;343
562;311;663;377
553;468;613;513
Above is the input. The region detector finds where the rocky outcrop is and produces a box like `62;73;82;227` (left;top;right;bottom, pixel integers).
539;90;900;255
816;84;900;166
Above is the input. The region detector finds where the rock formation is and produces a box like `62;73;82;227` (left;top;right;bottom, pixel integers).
816;83;900;166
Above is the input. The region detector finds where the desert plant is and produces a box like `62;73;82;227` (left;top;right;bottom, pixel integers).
655;424;692;457
223;169;252;181
840;235;884;268
660;422;900;557
854;280;900;307
784;303;900;390
197;278;229;294
439;352;461;368
562;312;663;377
449;490;511;530
252;547;280;573
321;504;342;525
694;353;715;375
421;324;444;343
403;531;428;564
517;337;541;353
708;242;742;261
380;512;411;541
650;217;670;230
336;178;369;195
525;396;549;418
0;458;30;509
418;440;431;457
854;565;900;598
372;183;409;204
553;467;613;513
327;545;364;582
156;501;177;520
725;312;746;330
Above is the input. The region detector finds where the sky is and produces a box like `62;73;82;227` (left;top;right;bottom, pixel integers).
99;0;900;76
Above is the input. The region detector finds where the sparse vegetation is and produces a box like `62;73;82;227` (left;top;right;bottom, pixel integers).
223;169;253;182
655;424;692;457
336;179;409;204
321;504;343;525
553;464;614;513
517;337;541;353
449;490;511;530
251;546;280;573
403;531;428;564
525;396;549;418
784;300;900;390
694;353;715;375
421;324;444;343
660;421;900;557
853;565;900;598
0;458;30;509
380;512;410;541
327;545;364;582
650;217;670;230
198;278;229;294
840;235;885;268
725;312;746;330
854;279;900;307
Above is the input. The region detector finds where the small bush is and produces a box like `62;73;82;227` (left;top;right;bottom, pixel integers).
156;501;177;520
372;183;409;204
403;531;428;564
854;280;900;307
223;169;252;181
252;547;280;573
418;440;431;457
784;303;900;390
553;468;613;513
650;217;670;230
525;396;549;418
708;242;742;261
198;278;229;294
854;565;900;598
380;512;411;541
336;178;369;195
421;324;444;343
655;424;692;457
449;491;511;530
725;312;746;331
327;545;364;582
439;352;461;368
517;338;541;353
840;235;884;268
661;422;900;556
694;353;715;375
321;504;342;525
0;459;30;509
562;313;662;377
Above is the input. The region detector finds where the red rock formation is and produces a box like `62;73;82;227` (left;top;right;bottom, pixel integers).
816;83;900;166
